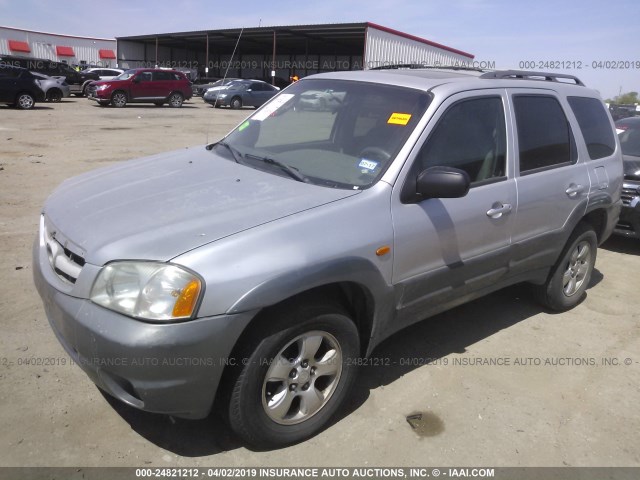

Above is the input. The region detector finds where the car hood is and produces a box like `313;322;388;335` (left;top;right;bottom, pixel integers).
44;147;359;266
623;155;640;176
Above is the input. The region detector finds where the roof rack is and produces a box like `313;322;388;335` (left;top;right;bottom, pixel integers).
370;64;485;73
479;70;585;86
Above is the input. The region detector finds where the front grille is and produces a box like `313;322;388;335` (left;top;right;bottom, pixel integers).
616;221;635;232
621;182;640;206
42;216;85;284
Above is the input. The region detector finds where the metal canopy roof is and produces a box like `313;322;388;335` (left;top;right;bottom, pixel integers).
116;22;473;58
117;23;369;56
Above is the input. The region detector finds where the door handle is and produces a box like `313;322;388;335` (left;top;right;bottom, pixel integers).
565;184;585;198
486;203;512;219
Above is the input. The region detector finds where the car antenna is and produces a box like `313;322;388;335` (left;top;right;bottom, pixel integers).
207;27;244;146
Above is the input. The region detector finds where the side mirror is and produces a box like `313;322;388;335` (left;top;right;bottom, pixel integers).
416;166;470;200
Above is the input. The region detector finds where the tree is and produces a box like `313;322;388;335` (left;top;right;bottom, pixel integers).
606;91;638;104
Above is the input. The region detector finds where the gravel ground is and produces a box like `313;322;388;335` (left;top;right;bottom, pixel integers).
0;97;639;468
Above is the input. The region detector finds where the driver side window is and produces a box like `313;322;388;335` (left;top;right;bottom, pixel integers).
416;96;506;183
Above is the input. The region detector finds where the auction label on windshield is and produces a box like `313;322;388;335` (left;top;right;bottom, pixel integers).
387;113;412;125
252;94;295;121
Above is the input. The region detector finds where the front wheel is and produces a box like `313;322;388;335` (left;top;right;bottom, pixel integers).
111;91;127;108
533;222;597;311
230;96;242;109
227;301;359;448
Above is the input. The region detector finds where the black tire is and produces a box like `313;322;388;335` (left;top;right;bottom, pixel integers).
82;83;91;97
111;91;127;108
533;222;597;311
15;92;35;110
230;96;242;109
47;89;63;102
168;92;183;108
227;301;359;448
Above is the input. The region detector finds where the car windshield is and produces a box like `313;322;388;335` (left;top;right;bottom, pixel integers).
116;70;136;80
619;123;640;157
216;78;431;189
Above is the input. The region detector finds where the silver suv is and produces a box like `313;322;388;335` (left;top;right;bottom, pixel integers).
33;68;622;448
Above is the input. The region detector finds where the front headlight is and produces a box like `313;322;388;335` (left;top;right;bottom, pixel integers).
90;261;202;321
96;84;109;91
217;93;228;99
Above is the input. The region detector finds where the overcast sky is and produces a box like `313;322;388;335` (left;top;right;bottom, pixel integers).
1;0;638;99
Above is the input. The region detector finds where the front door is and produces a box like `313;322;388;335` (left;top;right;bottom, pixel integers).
391;90;516;326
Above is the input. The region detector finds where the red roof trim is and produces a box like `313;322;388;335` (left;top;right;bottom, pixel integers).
8;40;31;53
366;22;474;59
56;45;75;56
99;49;116;59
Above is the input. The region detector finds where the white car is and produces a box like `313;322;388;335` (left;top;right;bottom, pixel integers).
83;68;125;81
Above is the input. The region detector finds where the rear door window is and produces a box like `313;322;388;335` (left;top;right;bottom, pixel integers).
513;95;575;173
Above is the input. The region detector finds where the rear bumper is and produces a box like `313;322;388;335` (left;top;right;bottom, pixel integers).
33;239;256;419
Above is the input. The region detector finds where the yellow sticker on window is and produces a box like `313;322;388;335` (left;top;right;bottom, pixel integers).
387;113;412;126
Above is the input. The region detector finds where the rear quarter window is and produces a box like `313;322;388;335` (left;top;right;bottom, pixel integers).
567;96;616;159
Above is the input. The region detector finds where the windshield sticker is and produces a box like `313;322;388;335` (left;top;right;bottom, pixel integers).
358;159;378;171
238;121;250;132
387;113;412;126
252;94;295;121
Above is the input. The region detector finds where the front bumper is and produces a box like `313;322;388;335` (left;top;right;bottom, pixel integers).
614;181;640;239
33;238;256;419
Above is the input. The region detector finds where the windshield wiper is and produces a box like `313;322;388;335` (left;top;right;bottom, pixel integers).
208;141;244;164
244;153;310;183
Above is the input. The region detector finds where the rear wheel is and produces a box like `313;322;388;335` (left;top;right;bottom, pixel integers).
15;92;35;110
227;301;359;448
230;96;242;109
533;222;597;311
47;89;63;102
111;91;127;108
168;92;183;108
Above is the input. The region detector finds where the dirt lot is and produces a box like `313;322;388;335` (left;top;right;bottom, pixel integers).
0;97;639;468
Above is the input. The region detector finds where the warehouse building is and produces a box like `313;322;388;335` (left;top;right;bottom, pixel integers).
1;23;474;84
116;22;474;84
0;25;117;67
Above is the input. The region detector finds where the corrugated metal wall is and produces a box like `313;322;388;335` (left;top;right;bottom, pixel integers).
364;26;472;69
0;27;117;66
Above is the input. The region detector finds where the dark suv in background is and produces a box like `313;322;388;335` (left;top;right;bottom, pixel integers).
0;64;45;109
615;116;640;238
0;55;99;96
87;68;193;107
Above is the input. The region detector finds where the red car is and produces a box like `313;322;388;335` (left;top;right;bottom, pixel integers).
87;68;192;108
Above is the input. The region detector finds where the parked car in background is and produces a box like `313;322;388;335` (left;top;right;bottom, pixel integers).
203;79;279;108
0;55;99;96
0;64;45;109
298;89;345;110
193;77;239;96
86;68;193;108
31;72;70;102
83;67;125;81
615;116;640;238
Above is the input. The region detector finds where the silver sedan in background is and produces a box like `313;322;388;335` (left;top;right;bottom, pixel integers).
31;72;71;102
